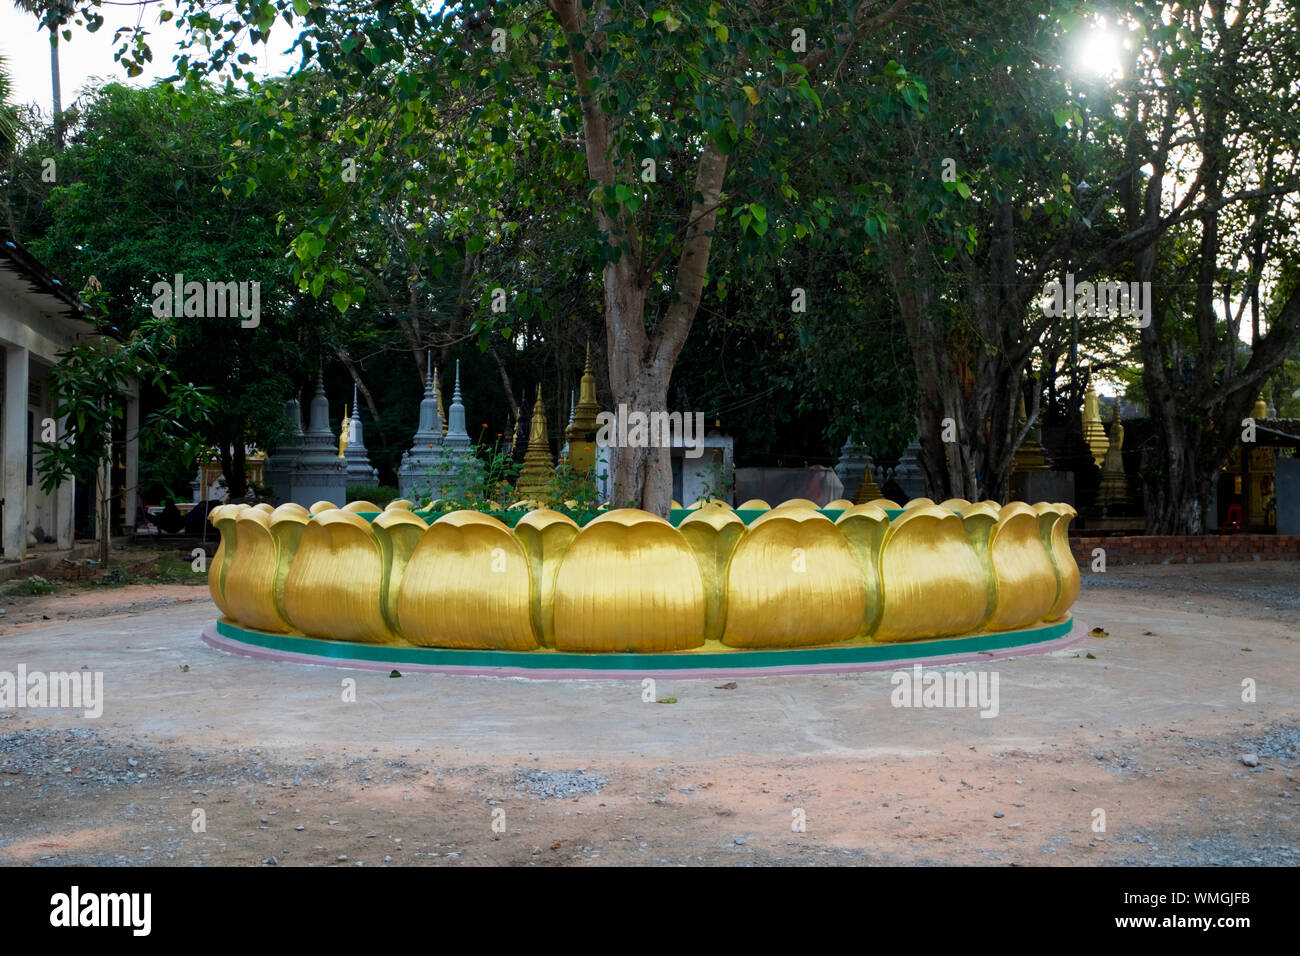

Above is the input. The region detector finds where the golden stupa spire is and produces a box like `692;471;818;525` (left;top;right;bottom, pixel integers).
338;403;349;458
514;386;556;498
570;341;601;435
566;341;603;473
1011;392;1050;472
1082;385;1109;469
853;461;883;504
1252;393;1268;419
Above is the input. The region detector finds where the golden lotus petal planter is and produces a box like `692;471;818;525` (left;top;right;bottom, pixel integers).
204;498;1081;671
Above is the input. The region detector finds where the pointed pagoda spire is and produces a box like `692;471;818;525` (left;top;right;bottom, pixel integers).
571;341;601;435
343;382;377;482
514;385;555;498
567;342;602;472
1012;392;1050;472
306;364;331;436
1082;385;1109;469
444;359;471;450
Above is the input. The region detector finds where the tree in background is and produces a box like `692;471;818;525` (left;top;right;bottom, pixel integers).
10;81;338;498
35;309;214;563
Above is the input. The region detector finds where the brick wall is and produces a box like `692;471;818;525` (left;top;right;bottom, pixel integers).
1069;534;1300;566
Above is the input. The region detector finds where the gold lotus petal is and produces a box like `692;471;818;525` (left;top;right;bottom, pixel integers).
902;497;935;510
514;509;580;648
343;500;381;513
984;502;1058;630
686;497;731;510
225;508;292;633
372;508;429;640
385;499;416;511
397;511;537;650
823;498;855;511
553;509;705;652
835;503;890;637
874;498;902;510
1036;501;1080;621
308;500;339;514
773;498;820;510
283;509;391;643
938;497;971;511
268;505;310;630
736;498;770;511
208;504;243;620
875;505;987;641
723;509;865;648
679;507;746;642
955;500;1000;627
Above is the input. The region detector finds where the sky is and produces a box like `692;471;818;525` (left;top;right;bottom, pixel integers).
0;3;298;114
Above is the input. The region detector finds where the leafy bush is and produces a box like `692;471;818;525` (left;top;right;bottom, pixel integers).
10;575;57;596
345;484;399;508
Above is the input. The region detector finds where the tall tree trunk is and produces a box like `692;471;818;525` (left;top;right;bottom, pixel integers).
50;28;62;151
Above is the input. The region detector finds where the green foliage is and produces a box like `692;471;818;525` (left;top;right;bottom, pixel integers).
345;484;399;507
9;575;56;596
541;464;600;513
34;314;216;503
10;81;338;499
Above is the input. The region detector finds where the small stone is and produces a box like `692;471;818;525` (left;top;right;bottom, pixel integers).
262;856;277;865
734;837;747;846
1240;754;1260;767
336;854;348;862
294;825;305;831
993;811;1005;819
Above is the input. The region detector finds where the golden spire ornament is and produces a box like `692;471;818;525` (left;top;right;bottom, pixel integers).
1082;386;1109;469
1011;393;1050;473
514;386;556;498
566;341;603;473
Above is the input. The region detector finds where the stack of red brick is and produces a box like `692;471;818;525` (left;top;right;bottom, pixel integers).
1069;534;1300;566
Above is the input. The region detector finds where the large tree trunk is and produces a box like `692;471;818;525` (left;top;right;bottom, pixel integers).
551;0;908;515
220;442;249;499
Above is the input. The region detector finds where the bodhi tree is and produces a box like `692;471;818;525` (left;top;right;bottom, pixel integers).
57;0;922;515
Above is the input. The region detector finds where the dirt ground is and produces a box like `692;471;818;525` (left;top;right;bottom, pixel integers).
0;563;1296;866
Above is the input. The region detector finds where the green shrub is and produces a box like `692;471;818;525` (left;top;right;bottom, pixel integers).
10;575;56;596
345;484;399;508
